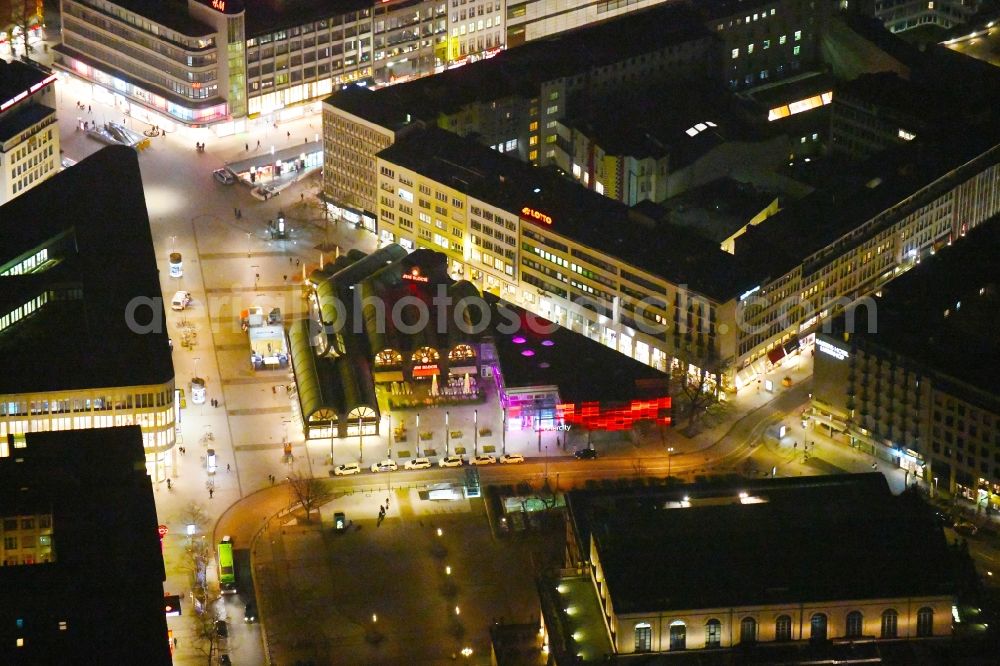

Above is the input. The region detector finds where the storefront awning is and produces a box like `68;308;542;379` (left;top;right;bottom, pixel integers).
448;365;478;376
783;337;800;355
767;346;786;365
374;370;405;383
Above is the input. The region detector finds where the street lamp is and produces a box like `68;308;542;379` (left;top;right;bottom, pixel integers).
501;406;506;455
445;411;450;456
473;409;478;457
358;414;363;463
667;446;675;481
415;413;420;457
246;231;252;258
933;476;939;498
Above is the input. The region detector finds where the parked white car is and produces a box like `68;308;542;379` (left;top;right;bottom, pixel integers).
171;290;192;311
334;462;361;476
499;453;525;464
404;457;432;470
438;456;463;468
370;459;398;473
470;454;496;465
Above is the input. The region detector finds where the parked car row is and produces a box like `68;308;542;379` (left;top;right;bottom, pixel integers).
332;453;526;476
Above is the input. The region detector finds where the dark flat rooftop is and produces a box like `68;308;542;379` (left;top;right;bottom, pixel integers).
0;427;170;665
0;146;174;394
379;127;752;302
326;2;710;123
243;0;372;36
569;474;953;614
0;102;55;143
0;58;51;105
562;85;748;168
105;0;216;37
659;178;778;244
487;297;668;405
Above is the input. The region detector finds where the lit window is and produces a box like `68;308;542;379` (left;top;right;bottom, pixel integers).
793;45;801;55
748;43;754;53
732;48;739;59
780;34;786;44
794;30;802;41
771;8;776;14
763;39;770;49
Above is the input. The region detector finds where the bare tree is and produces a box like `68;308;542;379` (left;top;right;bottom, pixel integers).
179;501;210;534
671;364;717;429
179;534;224;665
287;471;333;522
0;0;41;59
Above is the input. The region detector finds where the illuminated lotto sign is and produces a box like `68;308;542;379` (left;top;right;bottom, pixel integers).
520;206;553;226
816;338;849;361
402;267;429;282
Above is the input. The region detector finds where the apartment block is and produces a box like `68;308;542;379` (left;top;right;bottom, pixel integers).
812;219;1000;501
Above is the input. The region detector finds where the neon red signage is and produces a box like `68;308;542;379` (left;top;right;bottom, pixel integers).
402;267;429;282
211;0;226;10
520;206;553;226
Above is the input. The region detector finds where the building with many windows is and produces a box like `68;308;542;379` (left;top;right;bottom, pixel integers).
504;0;671;46
812;217;1000;503
324;1;715;225
0;146;176;480
0;58;59;204
542;474;955;660
0;426;172;664
376;126;748;384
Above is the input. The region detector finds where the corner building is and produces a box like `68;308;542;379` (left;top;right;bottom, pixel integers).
0;147;176;480
375;127;745;384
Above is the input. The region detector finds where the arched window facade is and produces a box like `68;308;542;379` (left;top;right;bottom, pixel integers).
412;346;440;364
881;609;898;639
375;349;403;366
634;622;652;652
669;621;686;650
740;617;757;644
810;613;827;641
845;611;863;638
705;619;722;648
775;614;792;641
916;607;934;637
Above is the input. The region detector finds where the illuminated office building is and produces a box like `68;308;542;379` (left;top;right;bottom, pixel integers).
0;146;175;480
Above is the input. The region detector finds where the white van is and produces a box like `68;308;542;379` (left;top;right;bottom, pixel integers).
171;291;192;311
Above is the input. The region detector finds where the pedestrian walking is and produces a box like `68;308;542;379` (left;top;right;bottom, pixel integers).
167;478;172;489
300;193;305;202
245;143;249;151
257;139;261;148
173;637;178;649
88;105;91;113
296;259;300;267
234;207;238;218
386;496;390;508
209;488;214;499
283;274;287;282
227;463;231;472
289;257;293;265
286;131;291;139
272;386;277;395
